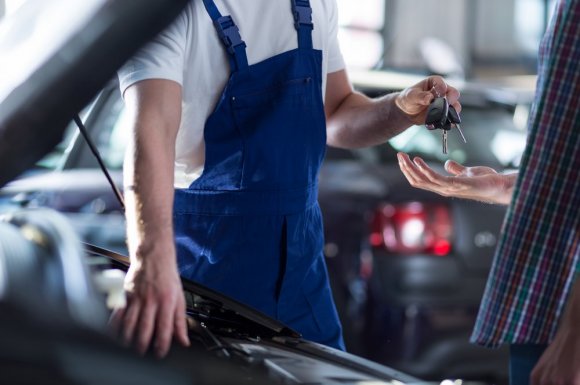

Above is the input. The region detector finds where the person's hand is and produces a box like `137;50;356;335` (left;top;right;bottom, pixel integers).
531;281;580;385
110;256;190;358
397;152;516;205
395;75;461;125
531;328;580;385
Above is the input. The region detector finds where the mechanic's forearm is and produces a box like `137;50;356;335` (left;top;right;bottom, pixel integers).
125;129;175;262
326;92;413;149
122;80;182;266
124;123;177;266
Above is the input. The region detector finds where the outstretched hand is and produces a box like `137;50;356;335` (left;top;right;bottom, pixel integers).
397;152;516;205
395;75;461;125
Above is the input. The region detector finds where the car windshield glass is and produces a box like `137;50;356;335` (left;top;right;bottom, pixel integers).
35;124;78;170
33;100;98;171
103;103;130;170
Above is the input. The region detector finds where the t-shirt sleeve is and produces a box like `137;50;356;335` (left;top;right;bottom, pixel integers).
117;9;189;96
326;0;345;73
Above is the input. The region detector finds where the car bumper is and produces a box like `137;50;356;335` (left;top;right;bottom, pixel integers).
370;253;489;307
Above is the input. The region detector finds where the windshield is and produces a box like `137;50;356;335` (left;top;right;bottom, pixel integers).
35;125;79;170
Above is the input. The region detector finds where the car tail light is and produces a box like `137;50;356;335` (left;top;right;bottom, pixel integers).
370;202;453;256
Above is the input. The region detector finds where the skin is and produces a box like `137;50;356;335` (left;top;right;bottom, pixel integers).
397;155;580;383
531;280;580;385
112;71;460;358
396;153;518;205
110;79;189;358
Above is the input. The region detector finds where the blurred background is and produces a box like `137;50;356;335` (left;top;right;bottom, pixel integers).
0;1;557;384
1;0;556;77
336;0;555;77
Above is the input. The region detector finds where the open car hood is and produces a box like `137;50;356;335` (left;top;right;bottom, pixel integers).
0;205;423;385
84;243;423;385
85;243;302;340
0;0;189;187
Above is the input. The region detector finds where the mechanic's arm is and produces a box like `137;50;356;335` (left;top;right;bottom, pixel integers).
531;277;580;385
324;70;460;148
397;153;518;205
111;79;190;358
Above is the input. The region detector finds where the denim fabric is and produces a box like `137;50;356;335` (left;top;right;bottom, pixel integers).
173;0;344;350
509;344;548;385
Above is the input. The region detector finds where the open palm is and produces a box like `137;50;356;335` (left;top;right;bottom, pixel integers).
397;152;516;205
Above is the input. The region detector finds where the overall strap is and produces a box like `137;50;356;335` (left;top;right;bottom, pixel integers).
291;0;314;49
202;0;248;72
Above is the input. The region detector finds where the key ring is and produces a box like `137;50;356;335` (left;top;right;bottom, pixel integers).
431;85;441;98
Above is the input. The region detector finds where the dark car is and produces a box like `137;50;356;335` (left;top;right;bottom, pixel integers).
0;1;457;384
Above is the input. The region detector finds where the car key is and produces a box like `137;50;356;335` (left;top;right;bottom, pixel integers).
441;121;452;154
447;105;467;143
425;97;449;129
425;97;450;154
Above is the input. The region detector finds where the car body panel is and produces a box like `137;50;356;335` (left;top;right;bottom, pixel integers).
0;0;189;187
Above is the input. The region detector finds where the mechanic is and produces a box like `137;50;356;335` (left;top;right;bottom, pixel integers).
113;0;460;358
397;0;580;383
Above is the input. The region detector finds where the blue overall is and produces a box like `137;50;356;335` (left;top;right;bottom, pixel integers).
172;0;344;350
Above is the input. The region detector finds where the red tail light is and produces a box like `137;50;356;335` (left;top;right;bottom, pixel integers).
370;202;453;256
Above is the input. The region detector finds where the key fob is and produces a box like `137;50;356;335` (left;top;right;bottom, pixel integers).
447;105;461;124
425;97;449;129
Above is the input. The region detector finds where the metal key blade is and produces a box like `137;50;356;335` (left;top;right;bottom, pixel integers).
442;130;448;154
456;124;467;143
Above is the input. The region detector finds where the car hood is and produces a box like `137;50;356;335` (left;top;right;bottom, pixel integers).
86;243;424;385
0;0;189;188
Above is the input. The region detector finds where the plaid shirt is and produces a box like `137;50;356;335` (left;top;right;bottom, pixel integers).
471;0;580;348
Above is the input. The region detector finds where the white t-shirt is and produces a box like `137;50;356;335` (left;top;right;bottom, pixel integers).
118;0;345;188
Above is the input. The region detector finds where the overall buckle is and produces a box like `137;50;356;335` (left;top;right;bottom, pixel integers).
214;16;246;54
292;1;313;30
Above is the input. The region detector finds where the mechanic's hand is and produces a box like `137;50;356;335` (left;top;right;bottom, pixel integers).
110;258;190;358
397;152;516;205
395;75;461;125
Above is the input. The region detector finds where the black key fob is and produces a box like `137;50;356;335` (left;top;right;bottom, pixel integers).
425;97;449;129
447;105;461;124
